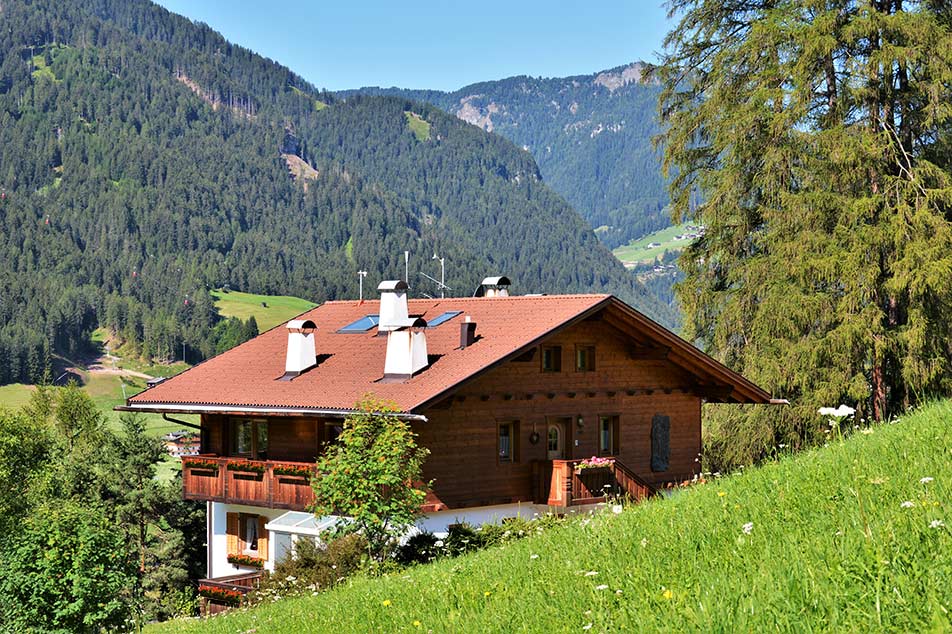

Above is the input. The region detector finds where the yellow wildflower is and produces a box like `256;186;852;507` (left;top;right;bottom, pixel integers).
717;491;726;497
413;621;422;627
484;591;491;597
382;600;392;607
662;589;673;600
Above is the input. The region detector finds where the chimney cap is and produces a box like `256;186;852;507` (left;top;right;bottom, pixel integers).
378;280;409;292
287;319;317;333
474;276;511;297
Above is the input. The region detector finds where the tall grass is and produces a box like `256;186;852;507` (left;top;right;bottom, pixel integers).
148;401;952;633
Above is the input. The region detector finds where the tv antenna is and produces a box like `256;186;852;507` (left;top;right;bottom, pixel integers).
357;270;368;301
420;253;450;298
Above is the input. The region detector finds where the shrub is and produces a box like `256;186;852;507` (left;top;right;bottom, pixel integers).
443;523;485;556
394;531;441;566
253;533;367;603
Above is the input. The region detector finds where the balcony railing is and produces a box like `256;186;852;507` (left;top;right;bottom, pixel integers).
532;458;656;507
198;571;261;616
182;456;317;510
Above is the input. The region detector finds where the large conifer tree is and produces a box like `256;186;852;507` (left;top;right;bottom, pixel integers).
657;1;952;466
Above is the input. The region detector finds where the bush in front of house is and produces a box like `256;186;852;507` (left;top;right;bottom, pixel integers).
250;533;367;605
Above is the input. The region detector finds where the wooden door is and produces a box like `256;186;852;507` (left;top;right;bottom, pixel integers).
547;422;565;460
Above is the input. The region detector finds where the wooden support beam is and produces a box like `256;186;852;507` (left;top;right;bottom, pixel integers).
628;345;671;361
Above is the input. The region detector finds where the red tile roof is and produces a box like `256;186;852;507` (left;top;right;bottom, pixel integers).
125;294;772;415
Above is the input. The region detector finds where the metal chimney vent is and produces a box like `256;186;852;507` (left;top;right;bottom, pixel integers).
474;276;511;297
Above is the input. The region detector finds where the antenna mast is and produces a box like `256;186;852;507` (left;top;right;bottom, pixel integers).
357;270;368;301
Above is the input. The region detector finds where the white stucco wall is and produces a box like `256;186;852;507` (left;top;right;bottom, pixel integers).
208;502;284;579
208;501;557;579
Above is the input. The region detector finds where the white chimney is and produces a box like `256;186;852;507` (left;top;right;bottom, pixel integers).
376;281;429;378
383;320;429;379
475;276;511;297
284;319;317;377
377;280;410;332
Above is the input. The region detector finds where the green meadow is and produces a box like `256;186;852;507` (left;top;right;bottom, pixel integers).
612;222;697;266
149;401;951;633
212;289;317;331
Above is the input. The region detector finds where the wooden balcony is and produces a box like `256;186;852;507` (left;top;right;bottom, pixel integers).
182;456;316;510
198;571;261;616
532;458;656;507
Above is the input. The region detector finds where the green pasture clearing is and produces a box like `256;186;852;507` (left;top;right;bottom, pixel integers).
212;289;317;331
405;111;431;141
612;222;698;265
0;384;36;410
149;401;951;633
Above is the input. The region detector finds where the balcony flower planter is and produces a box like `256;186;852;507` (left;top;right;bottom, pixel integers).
574;456;615;473
198;584;243;606
183;459;220;474
227;553;265;569
273;464;313;480
226;462;267;475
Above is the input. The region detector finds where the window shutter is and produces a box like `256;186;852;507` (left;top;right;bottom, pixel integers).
257;516;269;560
226;512;239;556
651;414;670;472
613;416;621;454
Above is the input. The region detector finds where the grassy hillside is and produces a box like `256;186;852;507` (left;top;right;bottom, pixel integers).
212;290;317;331
149;401;951;633
612;222;699;266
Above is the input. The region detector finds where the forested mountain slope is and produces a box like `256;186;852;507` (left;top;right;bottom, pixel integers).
0;0;671;384
347;62;668;249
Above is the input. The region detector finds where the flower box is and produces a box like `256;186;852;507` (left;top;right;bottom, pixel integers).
198;584;242;606
272;464;314;479
226;461;267;475
574;456;615;472
183;459;220;472
227;553;265;569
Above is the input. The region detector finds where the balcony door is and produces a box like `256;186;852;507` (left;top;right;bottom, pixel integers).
547;417;572;460
230;418;268;460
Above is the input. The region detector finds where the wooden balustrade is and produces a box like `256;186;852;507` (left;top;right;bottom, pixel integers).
533;458;656;507
182;456;317;510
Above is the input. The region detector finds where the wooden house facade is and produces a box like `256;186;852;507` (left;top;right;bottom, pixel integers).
121;280;773;582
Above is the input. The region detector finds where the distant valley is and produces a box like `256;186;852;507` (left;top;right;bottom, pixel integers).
344;62;671;252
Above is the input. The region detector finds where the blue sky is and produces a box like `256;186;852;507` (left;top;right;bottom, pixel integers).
155;1;673;92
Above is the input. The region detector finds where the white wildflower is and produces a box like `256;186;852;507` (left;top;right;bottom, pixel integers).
929;520;945;529
611;504;623;514
920;477;934;484
584;571;599;577
595;584;609;591
640;538;648;548
742;522;754;535
901;501;915;509
530;554;539;560
615;589;623;595
818;405;855;418
582;624;593;631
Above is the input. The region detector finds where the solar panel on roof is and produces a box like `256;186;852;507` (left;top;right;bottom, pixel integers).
337;314;379;333
427;310;463;328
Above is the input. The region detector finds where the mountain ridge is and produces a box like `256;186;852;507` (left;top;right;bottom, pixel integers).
0;0;672;384
343;61;670;250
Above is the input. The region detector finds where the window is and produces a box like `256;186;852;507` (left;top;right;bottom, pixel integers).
497;421;520;463
598;415;620;456
541;346;562;372
226;512;270;561
427;310;462;327
337;314;379;333
321;421;343;447
242;515;259;554
651;414;670;472
576;345;596;372
230;418;268;459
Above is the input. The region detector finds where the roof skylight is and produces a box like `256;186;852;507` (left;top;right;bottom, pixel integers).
427;310;463;328
337;314;379;333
